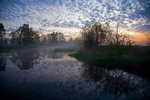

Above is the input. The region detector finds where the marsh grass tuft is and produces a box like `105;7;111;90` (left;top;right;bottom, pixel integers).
55;48;75;52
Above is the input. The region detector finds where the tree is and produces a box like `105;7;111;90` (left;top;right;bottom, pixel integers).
0;23;5;39
81;22;112;48
57;32;65;42
40;34;47;44
9;31;19;45
50;32;65;42
12;24;40;45
40;32;65;45
33;31;40;44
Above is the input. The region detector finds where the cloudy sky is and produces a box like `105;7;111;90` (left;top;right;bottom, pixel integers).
0;0;150;41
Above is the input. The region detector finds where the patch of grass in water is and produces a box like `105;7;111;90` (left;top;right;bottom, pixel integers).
55;48;75;52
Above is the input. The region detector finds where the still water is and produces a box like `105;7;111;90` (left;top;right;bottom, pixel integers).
0;46;150;100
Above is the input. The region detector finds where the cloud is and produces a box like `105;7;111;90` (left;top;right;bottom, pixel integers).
0;0;149;34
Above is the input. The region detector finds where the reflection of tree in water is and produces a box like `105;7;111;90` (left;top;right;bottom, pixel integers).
82;64;107;82
81;64;137;100
10;48;65;70
0;54;6;71
104;70;137;100
10;49;40;70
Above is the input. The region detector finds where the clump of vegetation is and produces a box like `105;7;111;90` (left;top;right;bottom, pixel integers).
55;48;75;52
70;21;150;79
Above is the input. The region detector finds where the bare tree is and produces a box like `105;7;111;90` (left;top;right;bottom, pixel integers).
81;22;112;48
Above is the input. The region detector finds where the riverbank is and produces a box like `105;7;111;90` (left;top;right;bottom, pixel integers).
69;48;150;80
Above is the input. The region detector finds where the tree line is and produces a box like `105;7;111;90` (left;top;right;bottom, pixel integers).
81;21;135;48
81;21;141;56
0;23;66;47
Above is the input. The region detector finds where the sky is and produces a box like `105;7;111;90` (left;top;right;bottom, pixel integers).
0;0;150;43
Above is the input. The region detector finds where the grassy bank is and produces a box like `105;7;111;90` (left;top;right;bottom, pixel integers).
69;48;150;79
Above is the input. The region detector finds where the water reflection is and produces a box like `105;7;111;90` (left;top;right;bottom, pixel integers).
0;48;150;100
10;49;40;70
0;54;6;71
81;64;137;100
39;48;65;59
9;48;66;70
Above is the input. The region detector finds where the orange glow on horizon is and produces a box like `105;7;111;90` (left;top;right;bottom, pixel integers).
128;31;150;45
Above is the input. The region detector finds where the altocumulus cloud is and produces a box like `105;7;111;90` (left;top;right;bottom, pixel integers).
0;0;150;34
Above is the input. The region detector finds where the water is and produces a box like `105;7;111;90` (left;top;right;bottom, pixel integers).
0;46;150;100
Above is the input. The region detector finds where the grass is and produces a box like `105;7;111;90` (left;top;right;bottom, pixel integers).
69;50;149;65
54;48;75;52
69;48;150;79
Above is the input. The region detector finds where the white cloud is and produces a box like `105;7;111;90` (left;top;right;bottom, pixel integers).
0;0;149;34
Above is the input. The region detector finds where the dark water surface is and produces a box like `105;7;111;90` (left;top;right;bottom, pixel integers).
0;46;150;100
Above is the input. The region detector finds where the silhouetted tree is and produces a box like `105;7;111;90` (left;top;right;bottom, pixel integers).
0;23;6;46
40;32;65;45
10;24;40;46
9;31;19;45
47;34;52;44
40;34;47;44
82;21;136;50
0;23;5;39
49;32;65;43
82;22;112;48
57;32;65;42
33;31;40;44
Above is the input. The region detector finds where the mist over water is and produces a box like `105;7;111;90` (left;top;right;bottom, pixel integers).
0;0;150;99
0;44;150;100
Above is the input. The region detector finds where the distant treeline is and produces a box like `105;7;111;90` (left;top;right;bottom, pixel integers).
1;22;149;48
0;23;66;47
